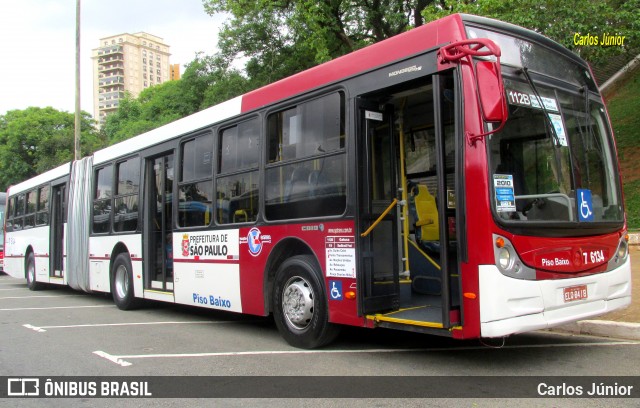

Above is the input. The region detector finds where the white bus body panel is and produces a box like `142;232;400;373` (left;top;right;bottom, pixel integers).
172;230;243;313
479;258;632;337
88;234;142;294
4;226;49;280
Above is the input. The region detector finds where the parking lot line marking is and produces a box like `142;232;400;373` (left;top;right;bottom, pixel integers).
0;295;82;300
0;305;115;311
23;320;244;332
0;288;29;291
94;340;640;366
94;351;133;367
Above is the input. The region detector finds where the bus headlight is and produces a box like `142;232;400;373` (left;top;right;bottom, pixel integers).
616;238;628;262
498;247;511;269
493;234;535;280
607;235;630;270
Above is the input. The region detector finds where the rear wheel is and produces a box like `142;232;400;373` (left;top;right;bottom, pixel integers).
111;253;141;310
272;255;340;349
25;252;43;291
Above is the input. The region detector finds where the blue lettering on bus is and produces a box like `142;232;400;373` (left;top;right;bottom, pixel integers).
193;293;208;304
192;292;231;308
209;295;232;308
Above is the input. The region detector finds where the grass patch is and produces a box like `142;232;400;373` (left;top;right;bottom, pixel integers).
605;67;640;149
605;67;640;228
624;179;640;229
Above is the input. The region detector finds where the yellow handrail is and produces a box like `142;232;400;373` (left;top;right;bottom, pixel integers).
360;199;398;237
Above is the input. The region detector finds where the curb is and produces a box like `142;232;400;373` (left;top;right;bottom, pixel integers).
554;320;640;341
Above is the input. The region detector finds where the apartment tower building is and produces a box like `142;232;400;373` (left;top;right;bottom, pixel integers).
92;32;171;126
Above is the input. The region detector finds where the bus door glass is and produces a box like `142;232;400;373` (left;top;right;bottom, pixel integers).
357;102;401;314
50;183;66;277
402;73;459;326
146;153;175;292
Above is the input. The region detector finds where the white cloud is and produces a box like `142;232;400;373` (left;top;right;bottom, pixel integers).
0;0;225;117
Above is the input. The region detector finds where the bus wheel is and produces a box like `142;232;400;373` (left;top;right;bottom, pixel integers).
273;255;339;349
26;252;43;291
111;253;140;310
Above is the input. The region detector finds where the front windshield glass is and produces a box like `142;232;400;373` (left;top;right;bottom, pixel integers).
488;77;623;224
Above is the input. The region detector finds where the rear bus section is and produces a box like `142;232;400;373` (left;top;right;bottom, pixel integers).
4;164;70;289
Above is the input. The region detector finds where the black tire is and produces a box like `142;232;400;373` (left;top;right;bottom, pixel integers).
25;252;43;291
111;253;141;310
272;255;340;349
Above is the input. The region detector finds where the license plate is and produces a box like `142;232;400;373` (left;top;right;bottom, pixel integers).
563;285;588;302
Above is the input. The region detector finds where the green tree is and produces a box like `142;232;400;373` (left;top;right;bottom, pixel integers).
183;53;253;108
203;0;435;85
101;94;150;144
0;107;103;190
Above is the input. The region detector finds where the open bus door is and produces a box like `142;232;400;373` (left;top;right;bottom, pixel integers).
144;151;175;293
357;101;401;314
50;181;66;278
357;73;461;332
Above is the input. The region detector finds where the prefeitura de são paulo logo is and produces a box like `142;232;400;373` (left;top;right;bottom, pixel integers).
247;227;271;256
182;234;190;256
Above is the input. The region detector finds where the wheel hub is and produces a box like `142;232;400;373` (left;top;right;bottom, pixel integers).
282;278;314;330
115;265;129;299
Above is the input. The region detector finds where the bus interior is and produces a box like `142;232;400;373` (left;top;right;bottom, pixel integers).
358;71;462;332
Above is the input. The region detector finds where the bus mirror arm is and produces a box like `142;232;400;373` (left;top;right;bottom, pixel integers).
439;39;501;63
439;39;508;146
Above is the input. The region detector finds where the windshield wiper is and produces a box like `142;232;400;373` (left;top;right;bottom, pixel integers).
517;67;566;187
518;67;562;147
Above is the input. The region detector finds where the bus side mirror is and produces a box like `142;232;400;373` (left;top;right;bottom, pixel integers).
476;61;507;123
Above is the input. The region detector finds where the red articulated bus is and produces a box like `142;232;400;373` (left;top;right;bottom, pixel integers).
4;14;630;348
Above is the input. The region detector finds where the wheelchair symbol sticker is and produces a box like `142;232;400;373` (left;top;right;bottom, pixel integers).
577;189;594;222
329;280;343;301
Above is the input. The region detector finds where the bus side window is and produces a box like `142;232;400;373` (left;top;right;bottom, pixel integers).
216;119;260;225
178;133;213;228
114;157;140;232
36;185;50;226
13;194;25;231
264;92;346;220
93;165;113;234
26;190;37;228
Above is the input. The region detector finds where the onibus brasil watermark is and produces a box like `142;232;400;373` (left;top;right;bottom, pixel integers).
7;378;151;397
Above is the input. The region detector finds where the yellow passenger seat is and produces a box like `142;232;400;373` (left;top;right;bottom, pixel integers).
410;184;440;249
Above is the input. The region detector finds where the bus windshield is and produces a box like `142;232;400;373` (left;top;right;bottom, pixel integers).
464;24;625;228
488;77;623;225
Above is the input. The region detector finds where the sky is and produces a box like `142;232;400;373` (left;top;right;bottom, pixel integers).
0;0;227;117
